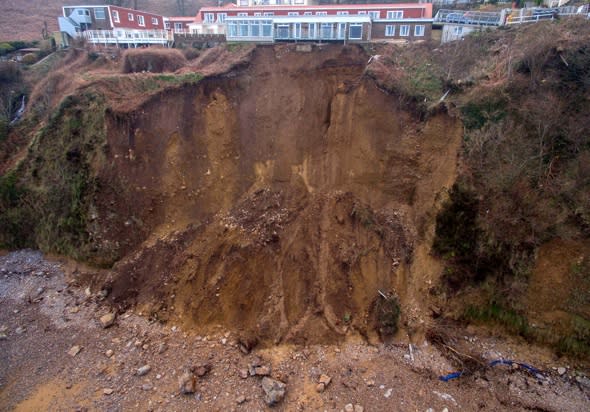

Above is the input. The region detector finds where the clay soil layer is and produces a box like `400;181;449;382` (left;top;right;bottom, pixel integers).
77;45;464;345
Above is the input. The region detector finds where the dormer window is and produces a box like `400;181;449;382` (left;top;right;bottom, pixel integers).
128;13;134;21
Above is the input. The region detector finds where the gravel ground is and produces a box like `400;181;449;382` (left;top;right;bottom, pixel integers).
1;250;589;411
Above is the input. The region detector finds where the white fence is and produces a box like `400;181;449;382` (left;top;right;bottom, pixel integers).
80;29;173;46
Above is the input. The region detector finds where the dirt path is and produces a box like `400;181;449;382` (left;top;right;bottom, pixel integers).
0;250;589;411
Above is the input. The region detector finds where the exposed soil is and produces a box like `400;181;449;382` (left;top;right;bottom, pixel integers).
69;44;463;345
2;21;590;411
1;250;589;411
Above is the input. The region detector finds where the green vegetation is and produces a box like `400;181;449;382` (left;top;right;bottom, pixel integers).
464;302;532;338
429;21;590;358
154;72;203;84
460;96;507;131
0;43;14;56
375;294;401;337
0;92;106;260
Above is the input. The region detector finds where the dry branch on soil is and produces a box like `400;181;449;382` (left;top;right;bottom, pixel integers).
427;325;486;375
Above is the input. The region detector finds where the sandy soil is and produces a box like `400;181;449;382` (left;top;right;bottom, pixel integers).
1;249;589;411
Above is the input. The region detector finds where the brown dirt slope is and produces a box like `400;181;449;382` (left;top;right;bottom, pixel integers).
85;44;461;345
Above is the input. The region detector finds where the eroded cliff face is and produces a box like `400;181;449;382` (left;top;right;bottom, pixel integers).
89;45;462;344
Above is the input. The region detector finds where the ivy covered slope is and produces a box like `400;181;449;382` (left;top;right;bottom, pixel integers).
0;93;109;261
430;19;590;356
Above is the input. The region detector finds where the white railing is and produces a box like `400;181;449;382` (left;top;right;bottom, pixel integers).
80;29;173;45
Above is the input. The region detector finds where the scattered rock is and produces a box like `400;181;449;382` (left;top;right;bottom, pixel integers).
179;370;197;394
384;388;392;398
15;326;26;334
103;388;114;395
68;345;82;357
239;369;249;379
319;374;332;386
97;289;109;300
142;383;153;391
193;363;211;377
558;367;567;375
69;307;80;314
344;404;354;412
137;365;151;376
0;332;7;340
157;343;167;354
316;383;326;393
99;313;116;329
238;336;258;354
105;349;114;358
254;365;271;376
354;405;364;412
236;395;246;404
261;377;286;406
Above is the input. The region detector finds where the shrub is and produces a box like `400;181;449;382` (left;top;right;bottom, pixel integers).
122;48;187;73
21;53;38;65
0;118;8;141
374;293;401;338
182;48;200;60
0;43;14;56
0;61;20;82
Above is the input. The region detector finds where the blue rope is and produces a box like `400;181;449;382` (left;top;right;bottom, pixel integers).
439;372;463;381
438;359;544;382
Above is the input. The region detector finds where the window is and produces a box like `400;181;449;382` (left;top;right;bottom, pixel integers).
217;13;227;23
414;25;425;36
277;24;289;38
399;24;409;36
228;21;238;37
94;9;106;19
165;21;170;29
263;12;274;16
152;17;159;25
386;11;403;19
262;20;272;36
337;23;346;39
128;13;134;21
316;11;327;16
368;11;380;19
385;25;394;36
453;26;463;35
174;22;183;31
251;22;260;37
204;13;214;23
288;12;299;16
112;10;120;23
239;20;248;36
358;11;367;15
349;23;362;39
237;13;248;17
294;0;304;3
239;0;248;5
293;23;301;38
321;23;332;39
254;12;262;16
337;11;349;16
304;12;312;16
137;15;145;26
